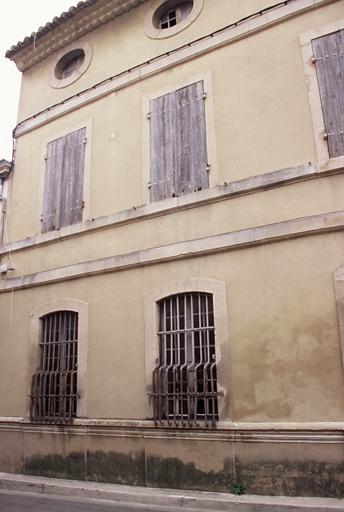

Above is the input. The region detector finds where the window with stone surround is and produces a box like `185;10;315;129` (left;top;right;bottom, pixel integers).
300;21;344;164
152;292;219;426
29;300;88;423
49;41;92;89
30;311;79;423
144;279;231;427
144;0;203;41
311;29;344;158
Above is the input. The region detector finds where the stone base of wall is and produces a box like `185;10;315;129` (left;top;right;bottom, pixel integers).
0;422;343;498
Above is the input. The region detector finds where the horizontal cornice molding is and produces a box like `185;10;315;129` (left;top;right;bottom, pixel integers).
2;162;343;257
7;0;149;71
0;210;343;293
13;0;334;137
0;418;343;443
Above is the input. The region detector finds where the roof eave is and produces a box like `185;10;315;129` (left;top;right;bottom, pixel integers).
6;0;148;72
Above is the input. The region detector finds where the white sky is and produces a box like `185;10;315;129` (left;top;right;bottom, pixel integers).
0;0;78;160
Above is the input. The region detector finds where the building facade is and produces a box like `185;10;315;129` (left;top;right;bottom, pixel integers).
0;0;344;497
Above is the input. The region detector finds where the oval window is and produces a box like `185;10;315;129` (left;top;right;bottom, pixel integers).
55;49;85;80
144;0;202;40
153;1;194;30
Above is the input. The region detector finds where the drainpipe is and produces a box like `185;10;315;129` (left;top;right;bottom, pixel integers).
0;159;12;272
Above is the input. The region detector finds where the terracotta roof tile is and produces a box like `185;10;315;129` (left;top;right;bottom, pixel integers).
5;0;97;58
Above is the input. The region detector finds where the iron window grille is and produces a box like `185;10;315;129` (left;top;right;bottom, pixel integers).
30;311;78;423
152;292;219;427
159;2;193;29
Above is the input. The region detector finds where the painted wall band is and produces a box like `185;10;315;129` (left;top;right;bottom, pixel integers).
2;162;342;257
0;419;343;444
0;210;343;293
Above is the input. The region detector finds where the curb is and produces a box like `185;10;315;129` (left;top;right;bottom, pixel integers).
0;472;343;511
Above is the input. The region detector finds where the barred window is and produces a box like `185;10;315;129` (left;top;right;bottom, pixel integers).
30;311;78;423
152;292;219;427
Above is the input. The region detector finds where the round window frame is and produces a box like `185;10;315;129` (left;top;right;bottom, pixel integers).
144;0;203;39
55;49;85;80
49;41;92;89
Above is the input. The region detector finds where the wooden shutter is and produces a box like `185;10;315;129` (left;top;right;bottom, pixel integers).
149;81;208;201
42;127;86;233
312;29;344;158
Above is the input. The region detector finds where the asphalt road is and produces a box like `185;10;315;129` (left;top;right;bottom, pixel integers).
0;490;193;512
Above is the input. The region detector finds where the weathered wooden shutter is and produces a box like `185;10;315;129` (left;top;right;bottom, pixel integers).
312;29;344;158
42;127;86;233
149;81;208;201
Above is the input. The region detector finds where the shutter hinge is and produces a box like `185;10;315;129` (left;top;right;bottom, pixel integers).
323;132;329;140
83;138;87;144
202;93;207;100
0;264;14;274
44;154;48;160
206;164;211;173
147;112;151;120
148;181;152;189
311;56;321;63
81;201;85;209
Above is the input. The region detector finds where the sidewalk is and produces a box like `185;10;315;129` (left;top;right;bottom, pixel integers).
0;472;343;511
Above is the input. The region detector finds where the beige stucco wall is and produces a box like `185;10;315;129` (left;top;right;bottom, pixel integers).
16;0;284;120
0;232;343;422
1;173;343;278
1;1;344;497
1;0;343;423
5;1;343;244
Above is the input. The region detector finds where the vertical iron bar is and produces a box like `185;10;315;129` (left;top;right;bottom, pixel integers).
39;316;50;419
180;294;188;424
198;293;206;426
189;294;195;425
41;317;48;420
158;299;167;424
58;311;64;421
204;294;210;426
208;295;214;426
69;312;73;421
73;312;77;418
168;296;173;425
172;297;177;425
176;294;183;426
48;313;54;420
65;312;70;421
